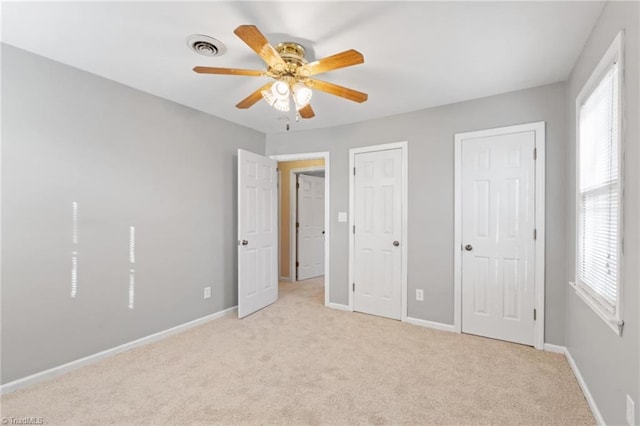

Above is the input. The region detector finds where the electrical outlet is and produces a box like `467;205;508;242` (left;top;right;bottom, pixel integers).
626;394;635;426
416;289;424;301
204;286;211;299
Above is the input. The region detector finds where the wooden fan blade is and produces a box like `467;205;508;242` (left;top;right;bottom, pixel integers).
306;79;368;103
234;25;286;70
298;104;315;119
236;82;273;109
193;66;265;77
299;50;364;77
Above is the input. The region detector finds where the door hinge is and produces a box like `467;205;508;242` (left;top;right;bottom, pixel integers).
296;222;300;228
352;225;355;234
533;309;537;321
296;182;300;189
353;167;356;176
533;148;537;160
352;283;355;292
534;229;537;240
296;261;299;267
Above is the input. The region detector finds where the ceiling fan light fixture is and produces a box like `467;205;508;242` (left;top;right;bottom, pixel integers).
261;87;290;112
193;25;367;120
271;81;290;101
292;83;312;109
272;99;290;112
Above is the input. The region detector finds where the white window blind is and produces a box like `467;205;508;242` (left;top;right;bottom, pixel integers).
578;62;620;314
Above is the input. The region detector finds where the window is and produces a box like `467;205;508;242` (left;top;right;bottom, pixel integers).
575;32;624;335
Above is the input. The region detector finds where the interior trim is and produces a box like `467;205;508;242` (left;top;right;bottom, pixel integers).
0;306;237;395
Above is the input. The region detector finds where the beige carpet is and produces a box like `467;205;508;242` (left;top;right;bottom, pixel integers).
1;278;593;425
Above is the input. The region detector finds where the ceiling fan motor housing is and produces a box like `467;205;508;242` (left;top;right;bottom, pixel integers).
274;42;309;77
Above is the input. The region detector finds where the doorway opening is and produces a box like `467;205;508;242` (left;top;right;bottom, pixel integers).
270;152;330;307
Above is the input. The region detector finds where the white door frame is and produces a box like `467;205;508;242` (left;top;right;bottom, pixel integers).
348;141;409;321
289;166;325;282
454;122;546;349
270;152;330;307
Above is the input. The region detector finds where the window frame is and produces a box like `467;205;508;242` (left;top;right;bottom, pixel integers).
574;31;625;336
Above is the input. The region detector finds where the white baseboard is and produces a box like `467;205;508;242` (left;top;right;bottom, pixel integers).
542;343;567;354
564;348;606;426
326;302;351;311
405;316;457;333
542;343;604;424
0;305;237;395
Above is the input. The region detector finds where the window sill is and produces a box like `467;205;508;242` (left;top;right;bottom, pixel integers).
574;285;623;336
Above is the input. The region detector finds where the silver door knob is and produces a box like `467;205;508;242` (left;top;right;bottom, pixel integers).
393;241;400;247
464;244;473;251
242;240;249;246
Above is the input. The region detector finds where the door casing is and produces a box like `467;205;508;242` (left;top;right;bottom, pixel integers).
454;122;546;349
348;141;408;320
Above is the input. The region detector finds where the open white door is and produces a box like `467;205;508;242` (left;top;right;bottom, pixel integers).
297;174;325;280
238;149;278;318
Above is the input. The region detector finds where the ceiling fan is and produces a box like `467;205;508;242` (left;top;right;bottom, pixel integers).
193;25;368;119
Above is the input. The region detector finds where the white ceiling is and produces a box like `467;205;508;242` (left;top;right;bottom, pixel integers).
2;1;605;134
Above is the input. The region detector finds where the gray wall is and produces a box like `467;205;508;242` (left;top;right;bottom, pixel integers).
565;1;640;424
266;82;568;345
1;45;264;384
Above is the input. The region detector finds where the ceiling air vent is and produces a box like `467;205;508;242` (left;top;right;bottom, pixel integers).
186;34;225;57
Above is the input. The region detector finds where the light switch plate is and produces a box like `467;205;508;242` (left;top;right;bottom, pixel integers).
338;212;348;222
204;286;212;299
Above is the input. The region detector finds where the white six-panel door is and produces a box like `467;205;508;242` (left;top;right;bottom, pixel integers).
353;148;403;320
461;131;536;345
297;174;325;281
238;149;278;319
